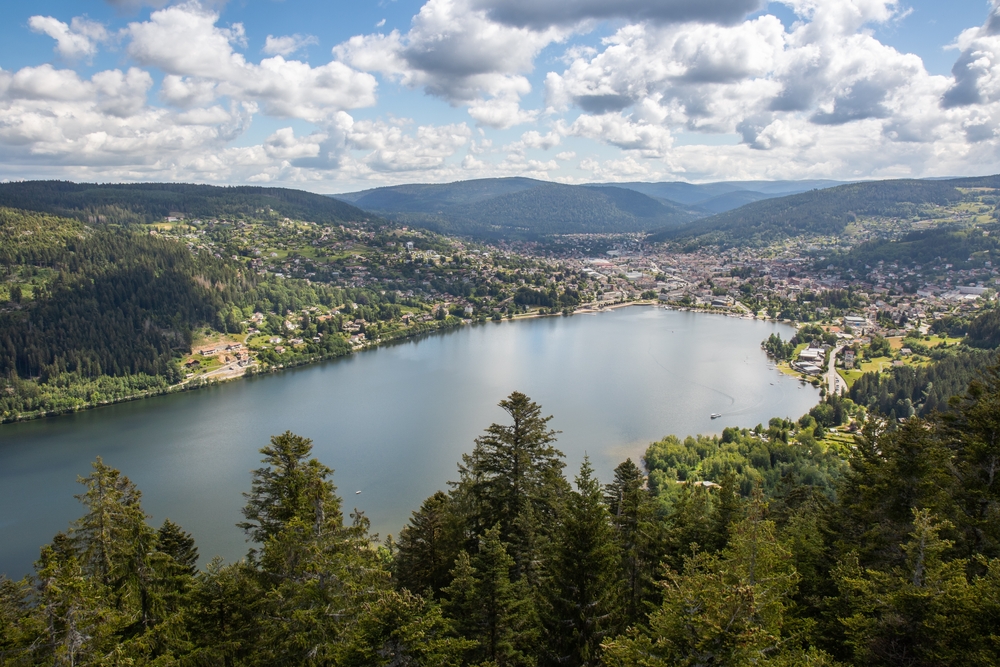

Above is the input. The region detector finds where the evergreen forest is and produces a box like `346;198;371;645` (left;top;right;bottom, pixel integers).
0;182;371;227
2;382;1000;666
0;207;407;420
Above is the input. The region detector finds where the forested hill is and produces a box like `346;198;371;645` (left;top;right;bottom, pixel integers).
334;178;697;238
648;177;975;247
0;181;372;226
827;225;1000;274
0;207;345;420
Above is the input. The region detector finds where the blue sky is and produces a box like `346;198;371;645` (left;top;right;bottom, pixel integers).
1;0;998;191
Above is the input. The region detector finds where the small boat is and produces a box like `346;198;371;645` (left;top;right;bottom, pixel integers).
710;413;722;419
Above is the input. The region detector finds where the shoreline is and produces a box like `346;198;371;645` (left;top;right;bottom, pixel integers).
1;301;788;426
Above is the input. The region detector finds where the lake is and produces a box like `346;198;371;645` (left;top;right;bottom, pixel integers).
0;307;819;577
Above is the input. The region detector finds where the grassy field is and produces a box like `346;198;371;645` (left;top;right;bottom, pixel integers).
818;428;856;457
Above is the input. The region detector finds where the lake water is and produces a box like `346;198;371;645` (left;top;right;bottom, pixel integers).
0;307;819;578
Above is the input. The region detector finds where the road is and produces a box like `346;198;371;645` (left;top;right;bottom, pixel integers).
826;345;845;396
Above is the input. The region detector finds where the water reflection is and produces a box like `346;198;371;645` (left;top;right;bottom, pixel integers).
0;308;818;577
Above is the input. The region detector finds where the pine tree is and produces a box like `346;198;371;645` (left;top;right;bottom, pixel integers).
603;494;832;666
545;458;622;667
662;482;715;571
240;434;393;664
157;518;199;575
394;490;462;596
709;470;743;552
0;574;31;661
72;457;159;635
239;431;343;548
944;363;1000;558
29;533;118;666
455;391;569;580
836;509;991;665
442;527;538;666
336;588;474;666
185;557;264;666
604;459;662;628
838;416;958;569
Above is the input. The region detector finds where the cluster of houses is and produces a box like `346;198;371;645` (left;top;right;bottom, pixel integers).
192;342;250;367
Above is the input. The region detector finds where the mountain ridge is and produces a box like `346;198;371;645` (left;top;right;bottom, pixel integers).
0;181;373;226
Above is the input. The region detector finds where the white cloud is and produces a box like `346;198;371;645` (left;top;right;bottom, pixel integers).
263;34;319;57
264;127;325;160
6;0;1000;187
0;65;248;169
535;0;1000;181
127;3;377;123
468;84;538;128
160;75;217;108
29;16;110;61
336;0;568;127
347;118;472;172
520;130;561;150
564;113;675;156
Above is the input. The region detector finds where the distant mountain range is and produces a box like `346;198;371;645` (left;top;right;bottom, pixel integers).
3;175;995;248
588;179;845;211
332;178;698;238
653;175;1000;247
331;177;848;238
0;181;371;226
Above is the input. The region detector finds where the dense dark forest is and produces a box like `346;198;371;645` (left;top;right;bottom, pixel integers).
849;348;997;418
0;207;407;419
2;384;999;666
0;182;371;227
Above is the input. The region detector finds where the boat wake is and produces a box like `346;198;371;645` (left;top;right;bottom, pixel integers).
645;345;774;420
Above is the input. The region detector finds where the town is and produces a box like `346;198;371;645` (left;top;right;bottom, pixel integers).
150;199;998;402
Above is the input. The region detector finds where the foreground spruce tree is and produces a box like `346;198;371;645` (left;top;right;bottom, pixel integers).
443;527;539;666
544;458;622;667
836;509;989;666
604;458;663;627
602;493;836;666
455;392;569;553
157;518;199;575
394;490;462;596
7;380;1000;665
943;364;1000;559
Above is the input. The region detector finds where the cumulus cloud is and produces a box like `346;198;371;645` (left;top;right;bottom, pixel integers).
347;118;471;172
472;0;764;30
943;2;1000;109
336;0;567;127
542;0;982;167
0;64;249;171
263;34;319;57
29;16;110;61
563;112;674;157
126;3;377;123
8;0;1000;187
519;130;561;150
